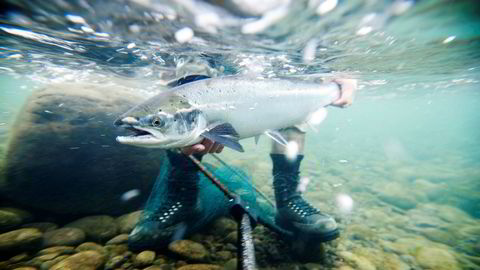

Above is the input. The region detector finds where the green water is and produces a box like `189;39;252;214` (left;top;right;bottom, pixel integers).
0;0;479;269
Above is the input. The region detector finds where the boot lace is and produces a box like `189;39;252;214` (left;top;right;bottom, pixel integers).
287;196;321;217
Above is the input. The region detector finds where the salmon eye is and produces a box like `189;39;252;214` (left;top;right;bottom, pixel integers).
152;117;164;127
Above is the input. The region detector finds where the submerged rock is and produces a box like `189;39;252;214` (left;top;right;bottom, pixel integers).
0;228;43;252
1;82;165;216
210;218;237;236
66;215;118;243
21;222;58;232
376;183;417;210
223;258;237;270
168;240;209;261
75;242;107;256
177;264;221;270
0;209;22;231
414;246;460;270
43;227;85;247
105;234;128;245
338;251;376;270
134;250;156;267
37;246;75;256
104;255;127;269
116;210;142;234
50;250;106;270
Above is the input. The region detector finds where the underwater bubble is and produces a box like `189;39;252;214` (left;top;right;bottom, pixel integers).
303;38;317;64
175;27;194;43
316;0;338;15
285;141;299;161
121;189;141;202
81;26;94;33
356;26;372;36
336;193;353;213
443;36;456;44
65;14;87;24
195;13;220;33
129;24;141;33
296;177;310;193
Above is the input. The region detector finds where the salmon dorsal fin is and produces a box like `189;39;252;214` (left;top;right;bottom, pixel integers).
168;75;211;87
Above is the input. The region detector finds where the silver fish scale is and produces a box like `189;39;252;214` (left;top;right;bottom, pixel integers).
172;77;340;139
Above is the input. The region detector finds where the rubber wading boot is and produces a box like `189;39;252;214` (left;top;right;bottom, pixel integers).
271;154;339;241
128;150;202;250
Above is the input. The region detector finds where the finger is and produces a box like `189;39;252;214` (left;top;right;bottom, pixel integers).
192;144;206;154
215;144;224;153
210;142;222;153
182;144;205;155
202;139;215;154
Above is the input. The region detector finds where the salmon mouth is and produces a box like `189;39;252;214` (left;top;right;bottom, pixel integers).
126;126;151;137
116;125;164;146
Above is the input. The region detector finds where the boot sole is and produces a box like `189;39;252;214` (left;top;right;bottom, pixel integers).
276;217;340;242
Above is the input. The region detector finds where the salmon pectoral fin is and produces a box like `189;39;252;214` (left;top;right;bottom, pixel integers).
208;122;240;137
200;131;244;152
201;122;244;152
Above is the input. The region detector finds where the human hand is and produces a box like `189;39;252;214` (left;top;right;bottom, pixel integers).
331;78;357;108
181;138;224;156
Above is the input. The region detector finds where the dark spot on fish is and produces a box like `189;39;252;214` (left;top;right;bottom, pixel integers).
185;109;200;123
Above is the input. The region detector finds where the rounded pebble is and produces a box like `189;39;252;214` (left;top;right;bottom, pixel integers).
66;215;118;243
43;227;85;247
0;210;23;231
168;240;209;261
134;250;156;267
106;234;128;245
177;264;221;270
116;211;142;234
0;228;43;251
76;242;107;256
50;250;106;270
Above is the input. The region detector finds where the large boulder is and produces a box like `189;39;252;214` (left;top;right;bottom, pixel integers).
0;82;165;215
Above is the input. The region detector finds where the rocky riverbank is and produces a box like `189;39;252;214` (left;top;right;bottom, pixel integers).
0;196;478;270
0;208;338;270
0;130;479;269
